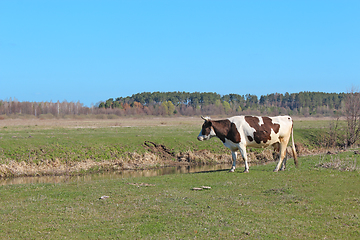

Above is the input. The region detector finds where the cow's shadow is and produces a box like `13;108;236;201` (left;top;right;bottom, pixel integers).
190;166;276;174
190;169;231;174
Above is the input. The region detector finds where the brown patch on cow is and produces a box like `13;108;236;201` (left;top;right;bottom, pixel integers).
211;119;241;143
245;116;280;144
247;136;253;142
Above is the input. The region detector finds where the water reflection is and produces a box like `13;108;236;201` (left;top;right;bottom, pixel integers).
0;164;234;186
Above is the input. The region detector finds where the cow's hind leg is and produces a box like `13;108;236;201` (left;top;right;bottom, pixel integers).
280;150;288;171
274;139;288;172
229;151;237;172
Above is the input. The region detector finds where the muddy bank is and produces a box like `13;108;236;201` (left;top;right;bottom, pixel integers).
0;141;333;178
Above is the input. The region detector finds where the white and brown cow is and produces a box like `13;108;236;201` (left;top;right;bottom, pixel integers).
197;115;298;172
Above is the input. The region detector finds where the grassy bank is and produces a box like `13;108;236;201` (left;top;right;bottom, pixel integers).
0;117;345;177
0;118;228;176
0;150;359;239
0;118;224;160
0;118;348;177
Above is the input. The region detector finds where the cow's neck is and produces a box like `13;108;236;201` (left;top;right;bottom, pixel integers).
212;120;240;143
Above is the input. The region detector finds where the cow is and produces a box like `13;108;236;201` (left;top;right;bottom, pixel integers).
197;115;298;173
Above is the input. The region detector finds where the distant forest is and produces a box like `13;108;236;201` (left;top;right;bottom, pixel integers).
0;91;347;118
97;91;346;117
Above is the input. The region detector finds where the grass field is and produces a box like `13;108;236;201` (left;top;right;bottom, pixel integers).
0;150;359;239
0;117;222;159
0;117;359;239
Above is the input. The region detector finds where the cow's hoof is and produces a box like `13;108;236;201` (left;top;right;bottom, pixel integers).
243;170;249;173
273;169;279;172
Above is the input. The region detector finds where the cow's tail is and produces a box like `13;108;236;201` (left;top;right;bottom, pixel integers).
291;125;298;167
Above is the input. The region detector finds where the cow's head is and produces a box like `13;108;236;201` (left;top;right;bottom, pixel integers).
197;116;216;141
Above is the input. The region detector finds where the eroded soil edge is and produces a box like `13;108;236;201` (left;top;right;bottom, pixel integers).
0;141;337;178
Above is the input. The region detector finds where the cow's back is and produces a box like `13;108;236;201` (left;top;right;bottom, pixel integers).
227;115;293;147
270;115;293;137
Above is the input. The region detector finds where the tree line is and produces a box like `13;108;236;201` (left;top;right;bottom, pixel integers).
97;91;346;117
0;92;347;118
0;99;92;117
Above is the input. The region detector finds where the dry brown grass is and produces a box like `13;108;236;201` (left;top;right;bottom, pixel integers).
316;154;359;171
0;151;168;178
0;116;202;128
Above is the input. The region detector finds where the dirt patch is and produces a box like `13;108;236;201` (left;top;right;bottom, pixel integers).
143;141;230;164
143;141;176;160
143;140;316;166
0;117;201;128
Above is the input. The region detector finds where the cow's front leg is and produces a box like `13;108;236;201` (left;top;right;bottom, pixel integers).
229;151;237;172
239;146;249;173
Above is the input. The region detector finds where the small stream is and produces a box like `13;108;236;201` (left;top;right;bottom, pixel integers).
0;164;234;186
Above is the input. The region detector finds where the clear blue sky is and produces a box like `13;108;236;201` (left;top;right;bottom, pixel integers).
1;0;359;106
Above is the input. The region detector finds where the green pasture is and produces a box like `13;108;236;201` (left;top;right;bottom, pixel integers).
0;124;225;163
0;150;359;239
0;118;345;164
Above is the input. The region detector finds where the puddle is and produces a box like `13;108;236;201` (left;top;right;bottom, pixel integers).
0;164;234;186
